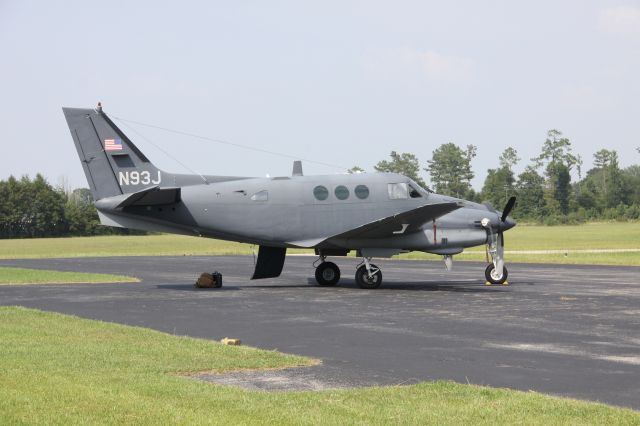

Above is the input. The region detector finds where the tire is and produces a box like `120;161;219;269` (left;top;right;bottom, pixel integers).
315;262;340;286
355;264;382;289
485;264;508;285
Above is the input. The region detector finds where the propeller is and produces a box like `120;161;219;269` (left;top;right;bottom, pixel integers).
501;196;516;223
499;196;516;246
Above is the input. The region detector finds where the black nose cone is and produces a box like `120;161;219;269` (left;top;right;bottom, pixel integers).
502;216;517;231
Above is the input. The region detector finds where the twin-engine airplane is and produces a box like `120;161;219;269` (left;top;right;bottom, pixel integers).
63;105;516;289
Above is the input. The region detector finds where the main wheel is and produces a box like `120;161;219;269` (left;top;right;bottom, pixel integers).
355;264;382;289
315;262;340;286
485;264;508;285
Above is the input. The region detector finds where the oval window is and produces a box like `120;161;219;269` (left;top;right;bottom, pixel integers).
334;185;349;200
354;185;369;199
313;185;329;201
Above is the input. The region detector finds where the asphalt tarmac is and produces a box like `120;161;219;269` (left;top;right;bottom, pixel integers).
1;256;639;409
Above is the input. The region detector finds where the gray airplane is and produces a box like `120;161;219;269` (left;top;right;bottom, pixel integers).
63;105;516;289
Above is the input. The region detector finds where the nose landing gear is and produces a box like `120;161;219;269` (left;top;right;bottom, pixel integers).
485;232;509;285
484;263;508;285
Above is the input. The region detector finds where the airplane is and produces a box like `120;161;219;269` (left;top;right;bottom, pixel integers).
62;104;517;289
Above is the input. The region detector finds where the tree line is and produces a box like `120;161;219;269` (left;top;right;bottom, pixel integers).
361;129;640;224
0;175;141;238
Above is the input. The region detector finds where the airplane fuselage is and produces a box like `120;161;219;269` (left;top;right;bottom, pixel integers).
102;171;503;254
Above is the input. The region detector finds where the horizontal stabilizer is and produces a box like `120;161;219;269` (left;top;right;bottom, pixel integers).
95;186;181;210
118;186;180;208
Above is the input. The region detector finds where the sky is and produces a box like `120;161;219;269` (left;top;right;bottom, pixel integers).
1;1;639;191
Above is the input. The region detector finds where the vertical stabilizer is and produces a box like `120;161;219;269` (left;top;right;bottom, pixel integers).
63;106;163;200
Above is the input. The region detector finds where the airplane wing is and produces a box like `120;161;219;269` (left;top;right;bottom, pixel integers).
289;201;463;247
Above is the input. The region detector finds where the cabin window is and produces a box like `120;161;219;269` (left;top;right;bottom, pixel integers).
388;183;408;199
355;185;369;199
250;190;269;201
313;185;329;201
335;185;349;200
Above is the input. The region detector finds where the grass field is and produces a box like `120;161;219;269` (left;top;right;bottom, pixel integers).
0;266;138;285
0;222;638;265
0;307;637;425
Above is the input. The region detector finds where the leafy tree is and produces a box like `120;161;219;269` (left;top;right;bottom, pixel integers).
375;151;427;188
499;147;520;171
623;165;640;207
544;162;572;214
532;129;578;170
65;188;104;236
347;166;365;174
482;168;516;210
425;143;477;197
515;166;545;218
531;130;577;215
0;175;66;238
482;147;519;208
592;149;625;208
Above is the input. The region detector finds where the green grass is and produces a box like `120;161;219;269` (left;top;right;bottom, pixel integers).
0;222;638;265
0;307;637;425
495;222;640;250
399;222;640;265
0;266;138;285
0;234;258;258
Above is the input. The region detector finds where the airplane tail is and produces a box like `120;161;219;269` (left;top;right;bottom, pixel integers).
62;105;164;201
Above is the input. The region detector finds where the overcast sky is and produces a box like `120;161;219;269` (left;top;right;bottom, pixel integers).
1;1;639;190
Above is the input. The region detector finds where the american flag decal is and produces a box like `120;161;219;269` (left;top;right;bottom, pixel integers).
104;138;123;151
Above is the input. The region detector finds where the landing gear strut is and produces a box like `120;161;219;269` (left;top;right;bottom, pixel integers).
482;197;516;285
485;232;508;285
355;258;382;289
314;256;340;286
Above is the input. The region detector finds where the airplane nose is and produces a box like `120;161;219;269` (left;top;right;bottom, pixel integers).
502;216;517;231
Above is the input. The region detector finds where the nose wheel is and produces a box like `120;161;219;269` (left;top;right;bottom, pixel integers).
485;263;508;285
315;261;341;286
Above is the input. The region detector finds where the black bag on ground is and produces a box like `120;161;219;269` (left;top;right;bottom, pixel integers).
195;271;223;288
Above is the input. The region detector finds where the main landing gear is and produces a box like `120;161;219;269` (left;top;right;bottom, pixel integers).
314;259;340;286
355;258;382;289
313;256;383;289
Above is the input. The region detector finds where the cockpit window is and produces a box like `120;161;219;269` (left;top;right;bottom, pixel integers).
250;190;269;201
408;184;422;198
388;183;423;199
388;183;408;199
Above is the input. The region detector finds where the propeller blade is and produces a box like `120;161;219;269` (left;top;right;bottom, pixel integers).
501;196;516;222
